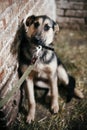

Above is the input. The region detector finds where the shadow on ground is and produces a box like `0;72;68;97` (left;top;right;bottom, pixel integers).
13;29;87;130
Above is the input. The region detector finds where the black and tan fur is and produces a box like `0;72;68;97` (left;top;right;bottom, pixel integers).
12;15;84;124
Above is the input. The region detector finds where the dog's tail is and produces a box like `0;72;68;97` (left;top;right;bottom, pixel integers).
67;75;84;102
74;88;84;99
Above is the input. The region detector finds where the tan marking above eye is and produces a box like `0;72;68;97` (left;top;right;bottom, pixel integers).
44;19;51;25
38;18;43;25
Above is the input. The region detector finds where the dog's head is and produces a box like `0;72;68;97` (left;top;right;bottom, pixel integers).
25;15;59;46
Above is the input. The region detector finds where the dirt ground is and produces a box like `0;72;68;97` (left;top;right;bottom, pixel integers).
13;29;87;130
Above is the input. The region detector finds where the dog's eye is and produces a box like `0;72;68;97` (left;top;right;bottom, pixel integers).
34;22;40;28
44;24;50;31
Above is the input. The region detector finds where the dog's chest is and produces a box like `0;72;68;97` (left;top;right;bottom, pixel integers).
34;62;51;78
34;57;57;79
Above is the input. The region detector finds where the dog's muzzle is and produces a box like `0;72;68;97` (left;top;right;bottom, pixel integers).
31;36;54;51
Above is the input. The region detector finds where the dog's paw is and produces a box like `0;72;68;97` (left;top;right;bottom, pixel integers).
26;114;35;124
51;103;59;114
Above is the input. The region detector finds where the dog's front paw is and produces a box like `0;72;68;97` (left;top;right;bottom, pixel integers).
51;104;59;114
26;114;35;124
51;102;59;114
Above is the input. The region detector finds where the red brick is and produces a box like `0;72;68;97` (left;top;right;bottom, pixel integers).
0;40;13;63
0;0;15;14
8;0;12;5
0;19;18;49
0;70;5;83
0;58;3;67
0;19;6;33
0;54;18;88
0;1;9;14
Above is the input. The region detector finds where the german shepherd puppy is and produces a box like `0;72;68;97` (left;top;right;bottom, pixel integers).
13;15;84;123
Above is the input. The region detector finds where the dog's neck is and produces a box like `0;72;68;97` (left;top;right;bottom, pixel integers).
40;48;55;64
40;43;54;51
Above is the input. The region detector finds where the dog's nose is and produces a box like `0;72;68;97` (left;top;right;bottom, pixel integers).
32;35;41;45
34;35;40;41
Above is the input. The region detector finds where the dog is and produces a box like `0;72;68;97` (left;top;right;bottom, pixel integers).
12;15;84;124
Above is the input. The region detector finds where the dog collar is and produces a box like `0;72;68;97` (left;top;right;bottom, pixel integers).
33;41;54;51
41;44;54;51
27;38;54;51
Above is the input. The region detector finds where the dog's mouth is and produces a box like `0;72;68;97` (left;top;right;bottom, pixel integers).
31;56;38;64
30;37;54;51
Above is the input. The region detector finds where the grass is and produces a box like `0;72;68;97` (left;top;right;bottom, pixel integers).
12;29;87;130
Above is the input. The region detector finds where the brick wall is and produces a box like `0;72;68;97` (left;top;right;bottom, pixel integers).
56;0;87;29
0;0;56;128
0;0;56;96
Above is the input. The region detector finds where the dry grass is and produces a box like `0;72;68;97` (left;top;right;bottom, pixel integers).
13;29;87;130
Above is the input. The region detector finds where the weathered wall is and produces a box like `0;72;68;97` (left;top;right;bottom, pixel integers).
0;0;56;128
56;0;87;29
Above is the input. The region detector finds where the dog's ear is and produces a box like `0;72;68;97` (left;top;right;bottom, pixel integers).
54;22;59;33
26;15;36;26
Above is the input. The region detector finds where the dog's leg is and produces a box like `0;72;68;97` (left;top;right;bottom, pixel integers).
35;80;49;89
57;65;69;85
58;65;75;102
50;76;59;113
26;78;36;123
